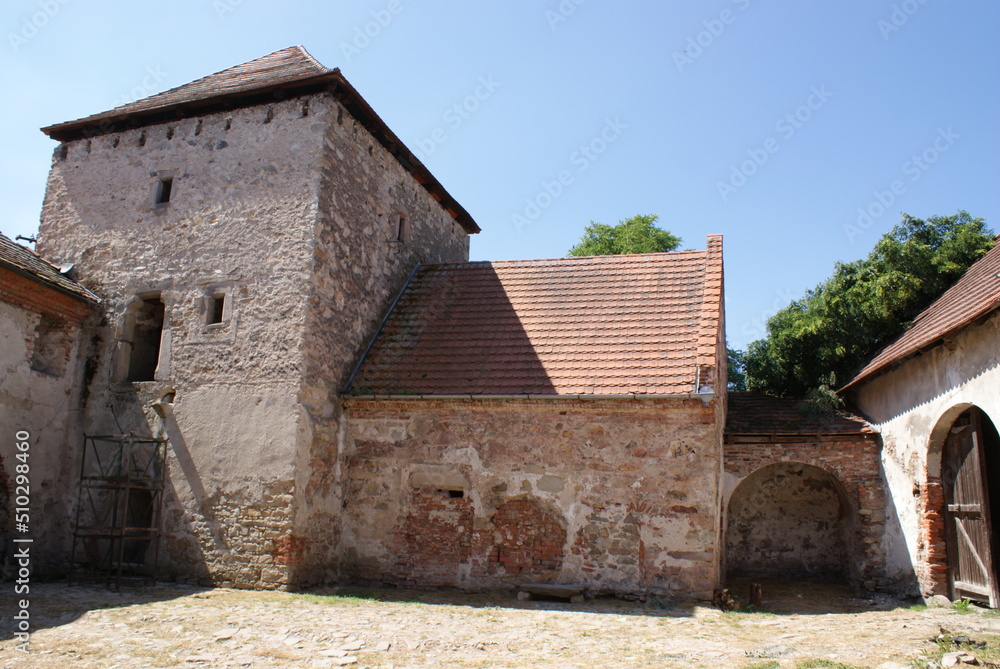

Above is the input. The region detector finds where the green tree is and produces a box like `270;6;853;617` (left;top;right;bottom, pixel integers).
744;212;995;397
568;214;681;256
727;345;747;391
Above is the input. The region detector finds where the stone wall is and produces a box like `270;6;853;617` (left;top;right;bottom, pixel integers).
341;396;723;598
0;286;92;574
293;95;470;585
723;434;886;588
849;310;1000;597
37;94;328;585
35;88;471;587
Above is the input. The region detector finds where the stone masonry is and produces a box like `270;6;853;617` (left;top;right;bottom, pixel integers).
36;53;471;587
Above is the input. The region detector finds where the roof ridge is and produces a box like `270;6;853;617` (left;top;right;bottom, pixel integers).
420;249;709;270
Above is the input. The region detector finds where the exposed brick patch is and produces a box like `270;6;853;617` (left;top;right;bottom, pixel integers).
0;267;93;323
491;497;565;575
395;488;476;587
919;476;949;596
272;534;309;567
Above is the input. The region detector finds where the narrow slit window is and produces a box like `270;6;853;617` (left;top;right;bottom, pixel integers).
396;214;410;243
154;177;173;205
208;295;225;325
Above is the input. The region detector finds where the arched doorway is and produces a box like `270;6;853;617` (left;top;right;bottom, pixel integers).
938;406;1000;607
726;462;854;581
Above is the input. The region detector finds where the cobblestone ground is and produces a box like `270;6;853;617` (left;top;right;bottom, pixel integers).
1;580;999;668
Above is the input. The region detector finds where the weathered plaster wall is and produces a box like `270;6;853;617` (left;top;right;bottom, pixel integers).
722;434;885;587
341;397;723;598
293;96;471;585
35;90;472;587
0;296;89;573
36;96;329;585
850;310;1000;597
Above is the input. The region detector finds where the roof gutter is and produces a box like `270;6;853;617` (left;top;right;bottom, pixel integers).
344;391;716;405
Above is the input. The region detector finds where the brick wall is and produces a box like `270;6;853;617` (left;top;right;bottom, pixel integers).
724;434;886;587
918;476;949;595
342;396;723;598
0;268;92;324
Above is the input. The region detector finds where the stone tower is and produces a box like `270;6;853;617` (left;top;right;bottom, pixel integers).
36;46;479;586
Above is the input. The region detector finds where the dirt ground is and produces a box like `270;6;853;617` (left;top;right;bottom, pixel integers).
2;579;999;668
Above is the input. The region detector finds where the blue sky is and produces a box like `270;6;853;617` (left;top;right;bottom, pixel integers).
2;1;997;349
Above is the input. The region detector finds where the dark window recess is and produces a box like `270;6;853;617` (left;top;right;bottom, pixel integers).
208;295;225;325
154;177;173;205
448;490;465;499
30;314;71;377
396;215;410;243
127;297;165;382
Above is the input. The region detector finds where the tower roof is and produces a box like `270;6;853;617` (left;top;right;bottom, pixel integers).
41;46;480;234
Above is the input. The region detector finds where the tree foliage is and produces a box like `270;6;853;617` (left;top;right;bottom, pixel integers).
568;214;681;256
727;346;747;391
743;212;995;397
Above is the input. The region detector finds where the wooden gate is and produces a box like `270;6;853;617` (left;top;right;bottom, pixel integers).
943;408;999;607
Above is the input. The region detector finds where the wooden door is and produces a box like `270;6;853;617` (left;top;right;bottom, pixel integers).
943;409;999;607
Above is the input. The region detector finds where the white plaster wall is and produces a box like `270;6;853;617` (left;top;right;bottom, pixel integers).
851;310;1000;587
0;300;87;572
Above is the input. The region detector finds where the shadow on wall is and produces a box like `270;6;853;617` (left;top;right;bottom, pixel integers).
725;462;856;582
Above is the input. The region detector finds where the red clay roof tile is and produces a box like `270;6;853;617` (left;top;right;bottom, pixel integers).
726;392;874;435
0;233;99;304
844;243;1000;390
349;238;725;396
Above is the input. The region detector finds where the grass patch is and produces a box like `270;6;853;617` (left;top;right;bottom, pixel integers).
291;588;383;606
745;662;780;669
952;598;976;614
797;660;863;669
915;631;1000;668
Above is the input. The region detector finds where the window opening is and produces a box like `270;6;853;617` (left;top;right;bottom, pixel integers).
154;178;173;205
127;297;165;382
208;295;225;325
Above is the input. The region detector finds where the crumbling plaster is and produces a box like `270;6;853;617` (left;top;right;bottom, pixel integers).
849;310;1000;595
35;90;469;586
0;300;89;572
341;397;724;598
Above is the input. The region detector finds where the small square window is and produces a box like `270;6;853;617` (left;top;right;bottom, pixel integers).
207;295;225;325
154;177;173;205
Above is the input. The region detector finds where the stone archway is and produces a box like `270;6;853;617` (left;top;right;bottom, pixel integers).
726;462;855;581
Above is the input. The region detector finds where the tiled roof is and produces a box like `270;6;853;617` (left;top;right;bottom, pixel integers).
40;46;480;234
42;46;328;135
348;236;724;397
726;392;874;435
844;242;1000;391
0;233;99;304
